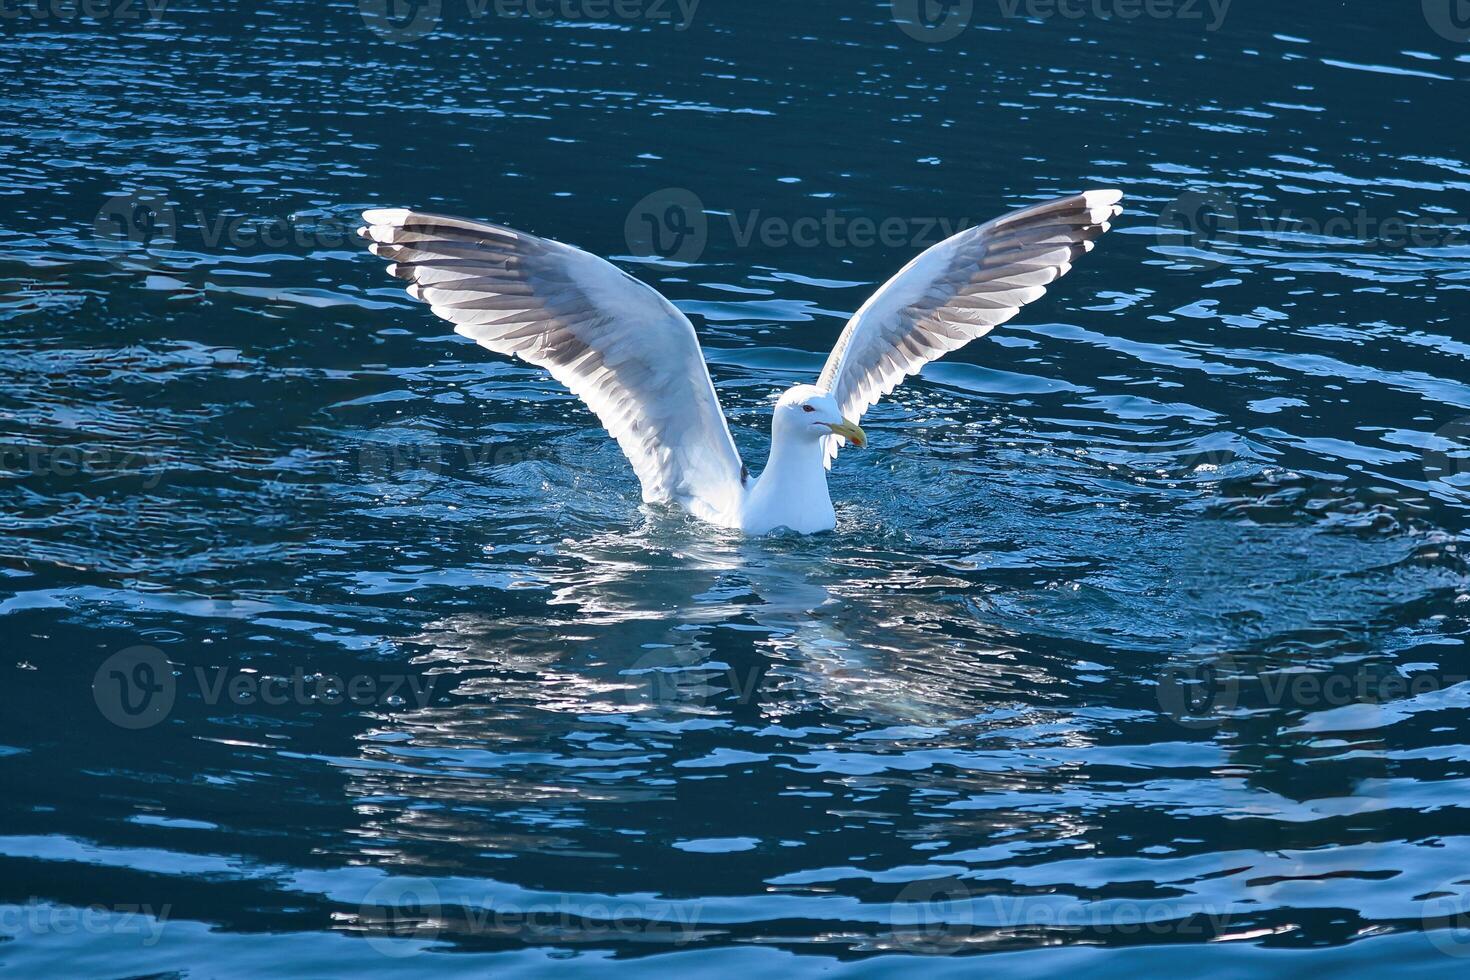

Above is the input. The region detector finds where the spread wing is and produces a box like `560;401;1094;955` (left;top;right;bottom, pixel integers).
816;190;1123;465
359;209;745;523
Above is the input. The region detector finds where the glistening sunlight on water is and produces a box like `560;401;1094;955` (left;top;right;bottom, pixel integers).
2;1;1470;976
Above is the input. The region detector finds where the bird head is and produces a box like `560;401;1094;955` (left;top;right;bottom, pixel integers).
773;385;866;448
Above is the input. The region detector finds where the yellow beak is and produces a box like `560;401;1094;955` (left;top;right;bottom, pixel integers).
826;418;867;448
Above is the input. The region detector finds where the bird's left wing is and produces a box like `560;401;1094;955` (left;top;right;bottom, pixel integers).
816;190;1122;465
359;209;745;522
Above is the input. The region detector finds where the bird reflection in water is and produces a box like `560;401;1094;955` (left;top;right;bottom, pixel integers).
336;523;1039;871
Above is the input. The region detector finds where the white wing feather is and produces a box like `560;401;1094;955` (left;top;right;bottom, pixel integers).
817;190;1123;465
359;209;746;523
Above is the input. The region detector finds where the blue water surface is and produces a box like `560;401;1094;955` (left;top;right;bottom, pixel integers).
3;1;1470;976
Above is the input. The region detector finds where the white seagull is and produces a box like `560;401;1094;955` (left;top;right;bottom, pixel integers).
360;190;1122;535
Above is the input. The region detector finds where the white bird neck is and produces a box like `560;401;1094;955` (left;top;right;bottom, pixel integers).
741;430;835;534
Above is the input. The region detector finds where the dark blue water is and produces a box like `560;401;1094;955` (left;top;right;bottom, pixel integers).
3;1;1470;975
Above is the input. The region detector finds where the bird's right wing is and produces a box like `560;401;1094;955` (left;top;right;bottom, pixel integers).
359;209;746;523
816;190;1123;465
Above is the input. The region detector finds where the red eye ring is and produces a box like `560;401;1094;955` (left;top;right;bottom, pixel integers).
802;405;816;413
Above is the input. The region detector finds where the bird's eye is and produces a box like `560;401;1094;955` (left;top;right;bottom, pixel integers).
802;405;816;413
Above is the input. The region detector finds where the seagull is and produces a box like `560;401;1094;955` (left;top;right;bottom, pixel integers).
359;190;1122;535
